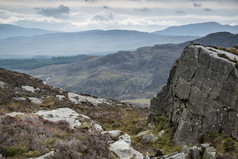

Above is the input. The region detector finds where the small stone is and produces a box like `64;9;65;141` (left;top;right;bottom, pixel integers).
56;95;65;100
142;134;158;142
203;146;216;159
28;97;42;104
0;81;6;88
22;85;35;93
6;112;25;117
158;129;165;137
182;145;189;154
102;130;122;139
136;130;150;137
13;97;26;101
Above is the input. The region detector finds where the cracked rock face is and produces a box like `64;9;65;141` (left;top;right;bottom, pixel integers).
150;44;238;144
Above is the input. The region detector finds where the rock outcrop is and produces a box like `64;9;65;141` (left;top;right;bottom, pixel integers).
151;44;238;144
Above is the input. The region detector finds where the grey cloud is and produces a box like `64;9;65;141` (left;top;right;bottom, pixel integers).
175;10;186;14
204;8;212;11
103;6;109;9
92;12;114;22
37;5;70;18
135;7;149;12
85;0;97;2
193;2;202;7
191;0;202;8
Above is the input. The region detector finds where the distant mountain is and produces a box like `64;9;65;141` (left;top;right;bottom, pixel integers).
154;22;238;36
0;29;198;58
0;24;55;39
26;32;238;106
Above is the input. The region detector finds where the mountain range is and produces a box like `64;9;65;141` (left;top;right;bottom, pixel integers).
1;22;238;58
26;32;238;106
0;24;55;40
154;22;238;36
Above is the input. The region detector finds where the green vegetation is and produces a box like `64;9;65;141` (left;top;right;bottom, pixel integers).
0;55;88;70
199;132;238;158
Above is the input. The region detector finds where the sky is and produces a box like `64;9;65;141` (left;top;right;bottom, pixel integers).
0;0;238;32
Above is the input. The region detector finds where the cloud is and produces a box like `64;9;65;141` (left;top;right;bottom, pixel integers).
204;8;212;11
85;0;97;2
191;0;202;8
92;11;114;22
175;10;186;14
134;7;150;12
37;5;70;18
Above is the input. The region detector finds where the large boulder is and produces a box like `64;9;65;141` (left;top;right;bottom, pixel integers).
150;44;238;144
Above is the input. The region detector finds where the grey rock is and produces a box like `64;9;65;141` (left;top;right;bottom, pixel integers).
202;146;216;159
158;129;165;137
150;44;238;144
13;97;26;101
188;146;201;159
0;81;5;88
142;134;158;142
28;97;42;104
164;152;186;159
136;130;150;137
182;145;189;154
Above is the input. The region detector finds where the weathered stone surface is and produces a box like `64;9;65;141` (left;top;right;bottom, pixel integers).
13;97;26;101
142;134;158;142
136;130;150;137
202;146;216;159
150;44;238;144
164;152;186;159
28;97;42;104
109;133;144;159
35;108;81;129
0;81;5;88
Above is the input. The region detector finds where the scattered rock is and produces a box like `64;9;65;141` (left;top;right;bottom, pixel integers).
164;152;186;159
158;129;165;137
29;151;54;159
22;85;36;93
56;95;65;100
109;133;143;159
182;145;189;154
142;134;158;142
136;130;150;137
28;97;42;104
203;146;216;159
201;143;210;154
189;146;201;159
68;92;112;105
13;97;26;101
6;112;25;117
102;130;122;139
0;81;5;88
35;108;81;129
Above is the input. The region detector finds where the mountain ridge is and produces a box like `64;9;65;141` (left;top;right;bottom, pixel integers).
154;22;238;36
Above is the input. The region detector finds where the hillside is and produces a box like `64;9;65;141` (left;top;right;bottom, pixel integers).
0;29;197;58
0;24;54;39
154;22;238;36
0;67;150;158
26;32;238;106
1;44;238;158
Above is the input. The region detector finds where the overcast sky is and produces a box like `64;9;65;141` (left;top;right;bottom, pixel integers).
0;0;237;32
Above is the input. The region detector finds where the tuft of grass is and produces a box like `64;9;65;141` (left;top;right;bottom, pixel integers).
6;146;27;157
